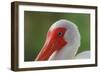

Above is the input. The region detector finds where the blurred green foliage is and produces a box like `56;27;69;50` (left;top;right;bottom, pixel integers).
24;11;90;61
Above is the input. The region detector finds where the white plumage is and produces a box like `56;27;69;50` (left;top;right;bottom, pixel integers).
36;19;90;61
49;19;90;60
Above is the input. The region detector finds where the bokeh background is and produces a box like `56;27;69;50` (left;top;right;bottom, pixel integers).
24;11;90;61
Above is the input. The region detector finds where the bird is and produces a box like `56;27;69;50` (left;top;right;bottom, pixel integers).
35;19;90;61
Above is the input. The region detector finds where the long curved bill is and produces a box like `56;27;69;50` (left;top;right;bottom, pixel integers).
35;28;67;61
35;37;57;61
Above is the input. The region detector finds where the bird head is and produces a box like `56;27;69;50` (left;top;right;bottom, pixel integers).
35;19;80;61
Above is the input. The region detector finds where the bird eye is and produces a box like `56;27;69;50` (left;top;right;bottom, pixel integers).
58;32;62;36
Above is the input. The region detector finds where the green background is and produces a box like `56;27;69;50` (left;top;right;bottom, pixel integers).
24;11;90;61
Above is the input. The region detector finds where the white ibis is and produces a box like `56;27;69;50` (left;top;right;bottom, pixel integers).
35;19;90;61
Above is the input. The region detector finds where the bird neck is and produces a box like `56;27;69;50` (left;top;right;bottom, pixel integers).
49;42;79;60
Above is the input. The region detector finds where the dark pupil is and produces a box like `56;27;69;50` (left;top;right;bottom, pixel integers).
58;32;62;36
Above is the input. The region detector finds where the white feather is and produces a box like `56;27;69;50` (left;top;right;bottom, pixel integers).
48;19;89;60
75;51;90;59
